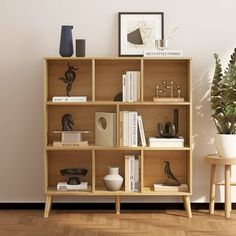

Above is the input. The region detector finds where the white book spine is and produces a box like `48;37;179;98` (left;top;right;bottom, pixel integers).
125;155;130;191
122;74;126;102
136;72;141;102
129;155;135;191
130;72;134;102
133;72;137;102
131;112;138;147
123;111;129;146
125;72;131;102
137;115;146;147
134;156;140;191
128;112;133;147
126;71;135;102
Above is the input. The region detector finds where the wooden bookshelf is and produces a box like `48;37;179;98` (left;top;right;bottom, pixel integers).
44;57;192;218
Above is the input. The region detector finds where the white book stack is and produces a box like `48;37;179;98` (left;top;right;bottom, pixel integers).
119;111;138;147
52;96;87;102
122;71;140;102
125;155;140;192
57;182;88;191
143;49;183;57
149;137;184;148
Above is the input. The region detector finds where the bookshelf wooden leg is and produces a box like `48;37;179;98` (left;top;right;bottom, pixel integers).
183;196;192;218
115;195;120;215
225;165;231;219
44;195;53;218
210;164;216;214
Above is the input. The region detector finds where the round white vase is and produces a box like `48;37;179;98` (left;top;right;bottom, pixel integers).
215;134;236;158
103;167;123;191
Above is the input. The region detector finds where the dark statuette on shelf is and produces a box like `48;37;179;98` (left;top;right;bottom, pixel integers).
157;109;179;138
113;92;123;101
60;168;88;185
163;161;181;186
62;114;74;131
58;63;78;96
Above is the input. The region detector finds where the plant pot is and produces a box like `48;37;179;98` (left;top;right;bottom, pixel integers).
215;134;236;158
103;167;123;191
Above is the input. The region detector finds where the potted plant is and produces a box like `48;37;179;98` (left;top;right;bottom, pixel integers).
210;48;236;157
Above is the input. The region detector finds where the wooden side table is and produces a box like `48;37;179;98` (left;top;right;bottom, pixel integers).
205;154;236;218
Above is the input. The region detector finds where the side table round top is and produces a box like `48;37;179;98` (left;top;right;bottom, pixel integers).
205;154;236;165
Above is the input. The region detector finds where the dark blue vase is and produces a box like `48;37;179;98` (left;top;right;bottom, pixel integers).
59;25;74;57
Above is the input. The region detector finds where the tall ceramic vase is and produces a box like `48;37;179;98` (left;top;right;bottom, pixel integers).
59;25;74;57
103;167;123;191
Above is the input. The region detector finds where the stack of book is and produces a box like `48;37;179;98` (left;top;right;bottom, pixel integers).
149;137;184;148
143;49;183;57
153;184;188;192
57;182;88;191
52;131;89;147
122;71;141;102
119;112;146;147
125;155;140;192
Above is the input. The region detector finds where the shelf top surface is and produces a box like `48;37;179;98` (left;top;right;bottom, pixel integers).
45;144;191;151
46;101;191;106
47;187;191;196
44;56;192;61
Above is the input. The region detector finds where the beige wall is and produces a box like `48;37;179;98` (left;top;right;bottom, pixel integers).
1;0;236;202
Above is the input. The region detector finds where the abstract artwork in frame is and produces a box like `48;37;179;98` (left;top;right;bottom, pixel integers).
118;12;164;56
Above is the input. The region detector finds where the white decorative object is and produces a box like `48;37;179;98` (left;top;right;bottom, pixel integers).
149;137;184;147
215;134;236;158
57;182;88;191
103;167;124;191
143;49;183;57
52;96;87;102
95;112;116;146
53;131;89;143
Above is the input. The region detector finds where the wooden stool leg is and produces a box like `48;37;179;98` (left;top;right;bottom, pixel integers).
183;196;192;218
44;195;53;218
209;164;216;214
115;195;120;215
225;165;231;218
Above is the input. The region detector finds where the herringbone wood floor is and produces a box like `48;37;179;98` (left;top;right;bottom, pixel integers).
0;210;236;236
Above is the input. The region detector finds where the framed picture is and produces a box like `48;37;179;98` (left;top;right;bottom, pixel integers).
118;12;164;56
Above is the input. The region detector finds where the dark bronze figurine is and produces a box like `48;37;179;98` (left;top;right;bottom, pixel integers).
158;109;179;138
62;114;74;131
163;161;181;186
59;63;78;96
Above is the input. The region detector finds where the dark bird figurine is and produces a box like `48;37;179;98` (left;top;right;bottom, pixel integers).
61;114;74;131
59;63;78;96
163;161;181;186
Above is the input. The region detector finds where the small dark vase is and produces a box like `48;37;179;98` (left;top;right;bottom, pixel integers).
59;25;74;57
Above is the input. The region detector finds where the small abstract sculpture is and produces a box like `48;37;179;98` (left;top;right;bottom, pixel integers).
59;63;78;96
62;114;74;131
158;122;176;138
163;161;181;186
154;81;182;98
60;168;87;185
158;109;179;138
113;92;123;101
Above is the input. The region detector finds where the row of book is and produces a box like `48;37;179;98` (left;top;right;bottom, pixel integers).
122;71;141;102
119;111;146;147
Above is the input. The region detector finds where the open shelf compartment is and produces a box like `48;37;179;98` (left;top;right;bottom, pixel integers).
45;59;93;101
46;150;92;193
